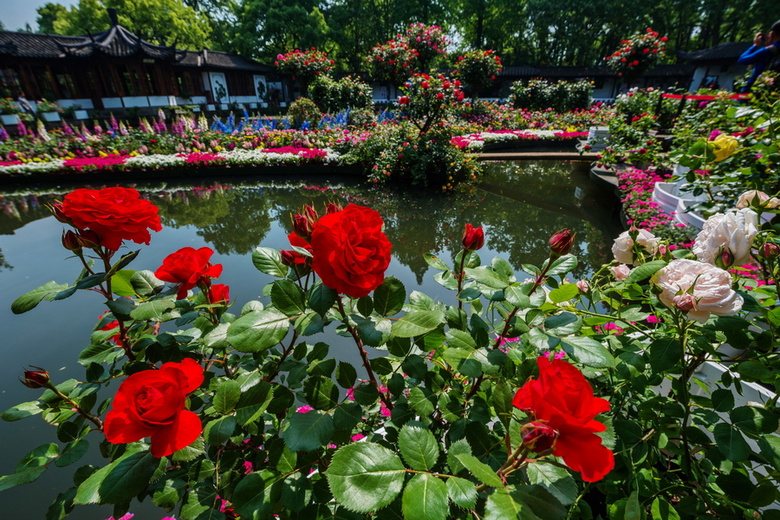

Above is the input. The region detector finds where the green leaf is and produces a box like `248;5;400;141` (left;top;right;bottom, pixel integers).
505;285;532;309
1;401;44;422
545;313;582;336
711;388;735;413
204;415;236;445
236;382;274;426
233;470;282;520
648;337;682;372
56;439;89;468
227;309;290;353
546;254;577;277
758;434;780;471
402;473;448;520
484;489;528;520
308;283;337;316
75;451;158;505
326;443;405;513
12;281;71;314
463;266;509;289
294;312;325;336
391;310;444;338
398;422;440;471
130;270;162;297
454;453;503;488
442;347;503;377
213;380;241;415
408;387;435;417
445;329;477;350
423;253;449;271
130;300;176;321
271;279;306;316
284;411;334;452
446;476;478;509
336;362;357;389
252;247;288;277
651;497;681;520
731;406;779;435
626;260;667;283
0;466;47;492
110;270;137;297
303;376;339;410
152;477;188;510
624;490;642;520
282;471;312;512
560;336;615;368
713;423;750;462
526;462;578;506
374;276;406;316
548;284;579;303
355;316;392;346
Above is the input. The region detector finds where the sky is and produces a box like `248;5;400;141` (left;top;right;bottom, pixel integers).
1;0;80;32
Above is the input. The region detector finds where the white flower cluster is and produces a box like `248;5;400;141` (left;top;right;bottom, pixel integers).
0;159;65;176
125;154;187;169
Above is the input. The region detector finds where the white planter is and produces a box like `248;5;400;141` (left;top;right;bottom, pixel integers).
219;103;229;110
41;112;60;122
206;104;215;111
73;110;89;120
0;114;20;125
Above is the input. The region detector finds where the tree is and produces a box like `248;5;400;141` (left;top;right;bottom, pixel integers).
52;0;212;49
37;3;68;34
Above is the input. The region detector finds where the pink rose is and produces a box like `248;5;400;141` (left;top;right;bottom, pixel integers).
692;209;758;266
653;259;743;323
611;229;659;265
610;264;631;280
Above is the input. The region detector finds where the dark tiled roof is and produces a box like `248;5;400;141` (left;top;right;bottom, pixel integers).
178;50;272;71
56;25;183;60
0;31;83;58
678;42;752;62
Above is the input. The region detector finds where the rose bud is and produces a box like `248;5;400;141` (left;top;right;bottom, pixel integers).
77;230;103;249
292;214;311;240
714;248;734;270
520;422;558;453
462;223;485;251
549;229;576;257
62;230;82;252
673;293;697;312
280;250;298;267
576;280;590;293
20;366;50;389
326;202;342;215
304;204;318;224
50;203;72;225
760;242;780;260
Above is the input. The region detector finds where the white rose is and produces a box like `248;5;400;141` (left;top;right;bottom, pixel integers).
653;259;743;323
735;190;769;209
610;263;631;281
692;209;759;266
611;229;660;265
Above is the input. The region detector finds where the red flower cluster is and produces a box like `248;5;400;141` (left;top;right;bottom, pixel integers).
605;28;667;78
513;356;614;482
367;40;419;84
104;358;204;458
285;204;392;298
63;154;131;172
60;187;162;251
155;247;224;299
275;48;334;83
262;146;328;159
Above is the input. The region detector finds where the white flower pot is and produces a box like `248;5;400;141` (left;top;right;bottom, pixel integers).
0;114;20;125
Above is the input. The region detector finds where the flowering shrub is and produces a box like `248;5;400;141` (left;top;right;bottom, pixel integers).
453;49;502;96
402;22;449;71
366;40;418;85
287;97;322;129
398;73;464;134
509;79;593;112
275;48;334;84
606;28;667;81
308;75;373;114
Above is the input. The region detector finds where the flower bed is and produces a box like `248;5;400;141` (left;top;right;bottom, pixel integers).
452;129;588;150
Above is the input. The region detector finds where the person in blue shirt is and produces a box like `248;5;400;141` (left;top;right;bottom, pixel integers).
738;20;780;92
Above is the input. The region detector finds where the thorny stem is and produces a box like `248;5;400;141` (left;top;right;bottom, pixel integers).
265;331;300;383
337;298;393;412
48;384;103;430
457;249;468;313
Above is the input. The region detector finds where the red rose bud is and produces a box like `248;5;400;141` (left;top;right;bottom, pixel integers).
760;243;780;260
77;230;103;249
293;214;312;239
714;248;734;269
21;366;50;389
520;422;558;453
673;293;696;312
304;204;318;224
208;283;231;305
549;229;576;257
51;203;72;224
62;230;82;252
280;250;298;266
462;223;485;251
326;202;342;215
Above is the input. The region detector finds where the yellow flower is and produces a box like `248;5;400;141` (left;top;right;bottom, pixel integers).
711;134;738;162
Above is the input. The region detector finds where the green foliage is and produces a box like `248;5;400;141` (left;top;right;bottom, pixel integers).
509;79;593;112
308;75;373;114
286;97;321;129
453;49;502;96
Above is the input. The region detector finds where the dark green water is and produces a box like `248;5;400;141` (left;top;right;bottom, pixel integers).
0;161;621;519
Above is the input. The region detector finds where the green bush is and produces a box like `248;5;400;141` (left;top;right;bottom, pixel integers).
308;75;373;114
287;97;322;129
509;79;593;112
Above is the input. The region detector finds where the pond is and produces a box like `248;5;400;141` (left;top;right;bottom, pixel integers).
0;160;621;519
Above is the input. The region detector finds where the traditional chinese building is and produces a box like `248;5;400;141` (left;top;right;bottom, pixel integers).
0;9;284;113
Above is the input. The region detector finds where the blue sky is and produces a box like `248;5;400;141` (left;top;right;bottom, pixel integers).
1;0;80;32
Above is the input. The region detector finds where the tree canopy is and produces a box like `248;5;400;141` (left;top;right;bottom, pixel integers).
34;0;780;67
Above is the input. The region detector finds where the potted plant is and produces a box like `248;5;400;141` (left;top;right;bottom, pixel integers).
36;99;63;122
0;98;21;125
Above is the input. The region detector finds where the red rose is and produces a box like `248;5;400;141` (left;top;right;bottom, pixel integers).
155;247;223;299
104;358;203;458
208;283;231;305
462;223;485;251
61;187;162;251
512;356;614;482
309;204;391;298
285;232;313;265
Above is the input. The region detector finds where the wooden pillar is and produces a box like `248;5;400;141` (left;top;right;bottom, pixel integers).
44;64;61;99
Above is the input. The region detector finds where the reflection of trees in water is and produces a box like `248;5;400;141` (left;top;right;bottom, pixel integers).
0;162;619;277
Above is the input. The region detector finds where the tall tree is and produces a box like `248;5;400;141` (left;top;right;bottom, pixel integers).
36;3;68;34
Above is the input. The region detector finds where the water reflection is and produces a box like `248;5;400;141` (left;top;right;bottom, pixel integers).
0;161;621;519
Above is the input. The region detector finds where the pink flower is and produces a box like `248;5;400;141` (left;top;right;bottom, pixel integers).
296;405;314;414
610;264;631;280
351;433;366;441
